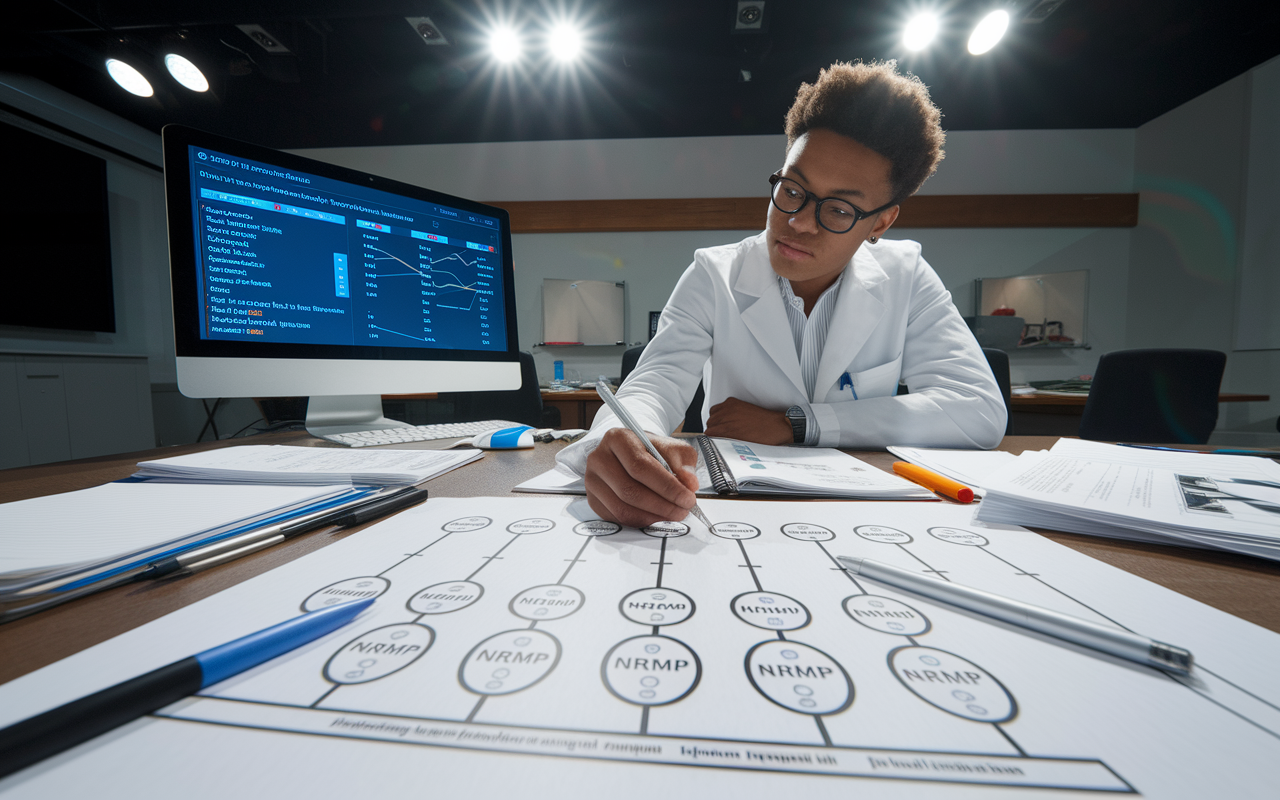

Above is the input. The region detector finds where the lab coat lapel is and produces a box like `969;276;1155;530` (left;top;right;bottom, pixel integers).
814;248;888;398
735;246;806;395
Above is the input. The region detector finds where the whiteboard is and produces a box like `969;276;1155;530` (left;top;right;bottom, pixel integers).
542;279;625;345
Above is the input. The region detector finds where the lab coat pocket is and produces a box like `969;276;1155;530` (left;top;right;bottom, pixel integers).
848;356;903;399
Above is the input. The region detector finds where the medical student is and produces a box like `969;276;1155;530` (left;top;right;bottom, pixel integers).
558;61;1006;527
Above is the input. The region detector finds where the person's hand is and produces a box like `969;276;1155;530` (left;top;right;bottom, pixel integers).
584;428;700;528
705;397;793;445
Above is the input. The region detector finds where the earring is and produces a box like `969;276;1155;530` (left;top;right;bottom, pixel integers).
867;235;879;244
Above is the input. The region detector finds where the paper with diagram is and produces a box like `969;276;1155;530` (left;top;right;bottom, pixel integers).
2;497;1277;798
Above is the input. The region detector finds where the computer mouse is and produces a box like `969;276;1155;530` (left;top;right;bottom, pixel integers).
472;426;536;450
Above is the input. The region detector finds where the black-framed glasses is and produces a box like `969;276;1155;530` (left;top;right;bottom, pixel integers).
768;172;895;234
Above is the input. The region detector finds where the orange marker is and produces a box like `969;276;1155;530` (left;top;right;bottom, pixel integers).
892;461;975;503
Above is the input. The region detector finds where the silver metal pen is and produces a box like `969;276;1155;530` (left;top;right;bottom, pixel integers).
836;555;1194;674
595;379;713;529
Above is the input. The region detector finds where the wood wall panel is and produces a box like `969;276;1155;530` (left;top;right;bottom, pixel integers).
491;193;1139;234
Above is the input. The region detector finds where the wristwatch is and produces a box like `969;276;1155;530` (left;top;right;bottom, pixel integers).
785;405;807;444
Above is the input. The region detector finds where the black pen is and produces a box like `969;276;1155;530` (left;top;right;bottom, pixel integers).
141;486;429;579
0;598;373;779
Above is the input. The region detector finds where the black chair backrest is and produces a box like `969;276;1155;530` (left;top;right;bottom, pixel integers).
981;347;1014;437
440;351;546;427
620;346;645;386
1078;349;1226;444
619;345;705;434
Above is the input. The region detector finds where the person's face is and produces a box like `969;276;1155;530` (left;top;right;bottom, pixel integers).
765;129;899;295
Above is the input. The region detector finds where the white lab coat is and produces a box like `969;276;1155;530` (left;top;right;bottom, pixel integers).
556;232;1006;473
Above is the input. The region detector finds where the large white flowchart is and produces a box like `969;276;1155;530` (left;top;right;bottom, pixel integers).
3;496;1279;799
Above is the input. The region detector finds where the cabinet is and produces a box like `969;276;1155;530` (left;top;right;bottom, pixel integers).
0;353;154;469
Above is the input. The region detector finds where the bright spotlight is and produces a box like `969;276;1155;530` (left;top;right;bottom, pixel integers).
105;59;154;97
903;14;940;52
489;26;522;63
548;22;583;62
968;10;1010;55
164;53;209;92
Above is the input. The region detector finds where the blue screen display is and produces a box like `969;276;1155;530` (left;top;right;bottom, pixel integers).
188;146;507;352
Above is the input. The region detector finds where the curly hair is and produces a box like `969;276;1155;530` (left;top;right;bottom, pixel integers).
785;61;945;205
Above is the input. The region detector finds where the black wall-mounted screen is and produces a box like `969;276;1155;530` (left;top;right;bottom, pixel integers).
0;121;115;333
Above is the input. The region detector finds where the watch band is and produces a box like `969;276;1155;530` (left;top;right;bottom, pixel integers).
786;405;806;444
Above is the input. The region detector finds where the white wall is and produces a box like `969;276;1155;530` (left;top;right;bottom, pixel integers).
8;58;1276;447
300;128;1136;386
1129;56;1280;443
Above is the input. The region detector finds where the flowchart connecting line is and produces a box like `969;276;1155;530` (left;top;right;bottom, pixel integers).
110;496;1278;797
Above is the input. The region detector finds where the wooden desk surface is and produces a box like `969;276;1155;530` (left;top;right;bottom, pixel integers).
3;434;1279;687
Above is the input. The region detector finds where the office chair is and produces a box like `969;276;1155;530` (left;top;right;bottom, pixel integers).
1078;349;1226;444
438;351;560;428
982;347;1015;437
619;346;706;434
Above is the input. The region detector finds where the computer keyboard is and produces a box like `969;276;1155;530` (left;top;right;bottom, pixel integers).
320;420;524;447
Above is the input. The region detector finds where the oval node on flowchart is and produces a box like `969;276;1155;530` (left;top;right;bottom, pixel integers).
509;584;585;620
927;527;990;547
843;595;931;636
324;623;434;684
507;518;556;534
443;516;492;532
619;588;695;626
574;520;622;537
602;635;701;706
781;523;834;541
302;576;390;612
745;640;853;716
407;580;484;614
730;591;810;631
710;522;760;540
459;629;561;695
642;521;689;538
888;646;1017;723
854;525;912;544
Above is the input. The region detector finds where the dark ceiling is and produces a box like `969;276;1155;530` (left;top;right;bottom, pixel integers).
6;0;1279;150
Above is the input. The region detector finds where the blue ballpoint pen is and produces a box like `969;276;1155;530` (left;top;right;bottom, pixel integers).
0;597;374;778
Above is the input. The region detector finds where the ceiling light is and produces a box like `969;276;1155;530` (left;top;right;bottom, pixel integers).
903;13;940;51
548;22;583;63
968;10;1010;55
489;26;522;63
105;59;153;97
164;54;209;92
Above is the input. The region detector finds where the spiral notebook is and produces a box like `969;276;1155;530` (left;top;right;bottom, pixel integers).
514;437;933;500
694;437;933;499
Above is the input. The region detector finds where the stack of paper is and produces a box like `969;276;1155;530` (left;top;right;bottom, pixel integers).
0;482;358;620
136;445;482;486
975;439;1280;561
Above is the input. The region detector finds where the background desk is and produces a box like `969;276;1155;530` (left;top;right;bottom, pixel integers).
540;388;603;429
1010;391;1271;435
3;434;1279;688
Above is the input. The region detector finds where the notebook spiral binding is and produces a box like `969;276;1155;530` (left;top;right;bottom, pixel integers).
697;436;738;495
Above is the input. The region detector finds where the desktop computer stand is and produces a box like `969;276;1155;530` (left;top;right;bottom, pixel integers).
304;395;412;439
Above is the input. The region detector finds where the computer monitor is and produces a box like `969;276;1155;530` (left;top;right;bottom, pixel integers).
162;125;521;439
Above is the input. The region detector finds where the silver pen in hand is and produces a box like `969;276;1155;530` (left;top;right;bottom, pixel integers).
837;555;1193;674
595;378;713;529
